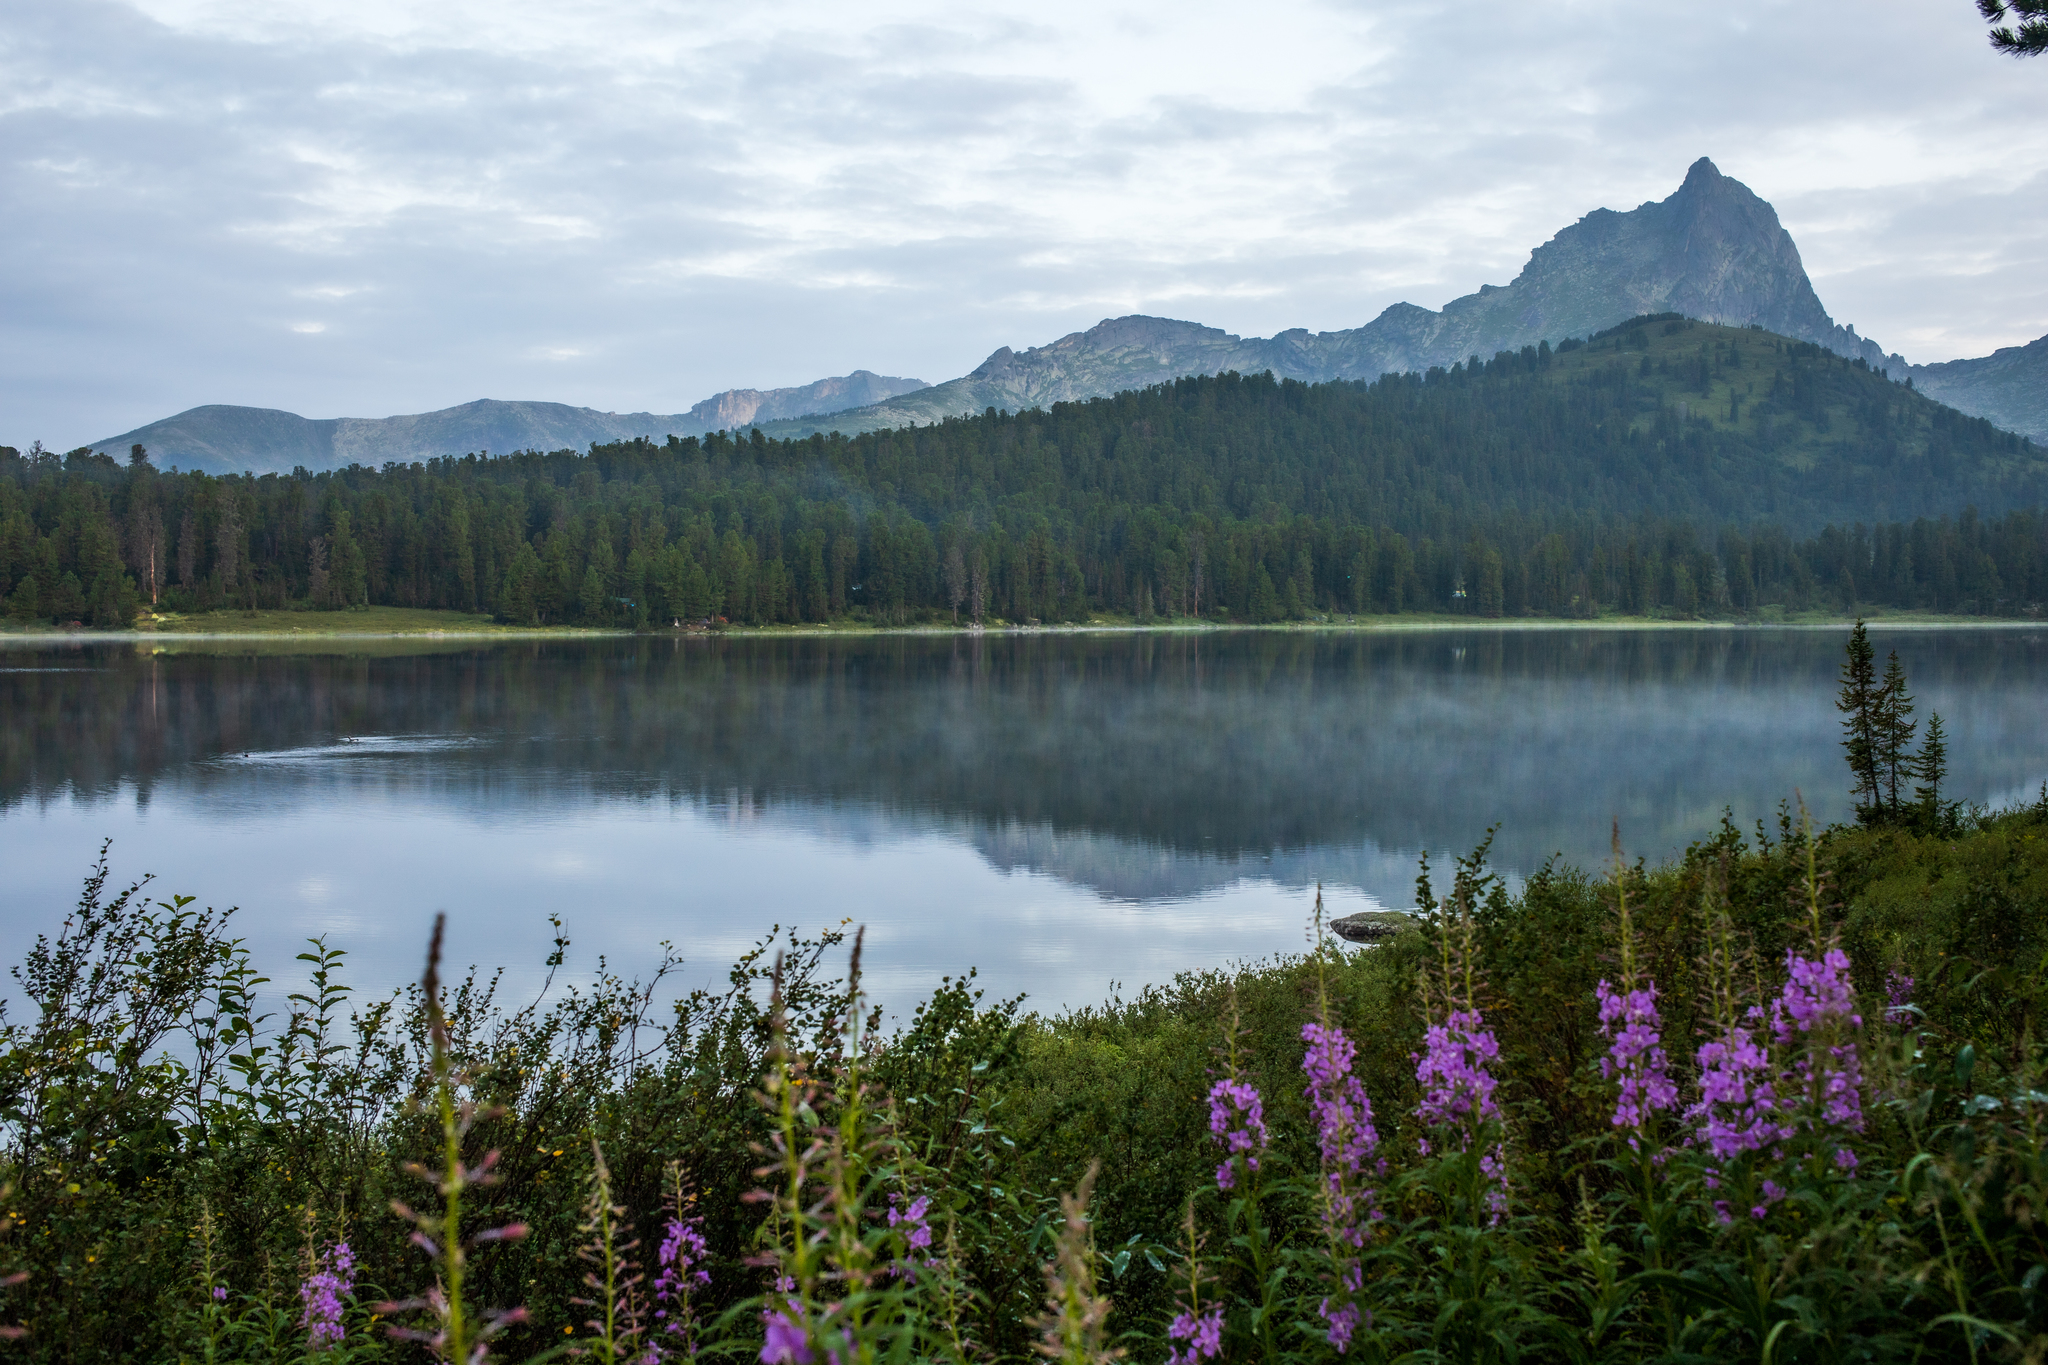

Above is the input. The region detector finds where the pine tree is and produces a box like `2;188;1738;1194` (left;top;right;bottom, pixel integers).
1875;650;1917;820
1837;620;1881;821
1979;0;2048;56
1913;711;1951;830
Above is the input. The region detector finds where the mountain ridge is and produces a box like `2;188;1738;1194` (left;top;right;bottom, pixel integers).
80;159;2048;469
759;158;1946;438
90;371;930;476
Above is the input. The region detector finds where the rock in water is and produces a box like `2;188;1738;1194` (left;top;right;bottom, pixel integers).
1330;910;1416;943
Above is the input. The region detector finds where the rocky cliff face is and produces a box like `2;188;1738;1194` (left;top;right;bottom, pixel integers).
1342;156;1885;374
769;158;1975;438
681;370;928;429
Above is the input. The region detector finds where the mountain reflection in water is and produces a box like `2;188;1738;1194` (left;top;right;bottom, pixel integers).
0;627;2042;1008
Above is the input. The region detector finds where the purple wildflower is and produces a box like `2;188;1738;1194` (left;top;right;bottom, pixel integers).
298;1241;355;1350
1413;1007;1510;1224
653;1215;711;1355
1318;1258;1369;1351
1773;947;1866;1139
1166;1307;1224;1365
1302;1023;1380;1180
1594;979;1679;1133
1414;1009;1502;1131
1207;1079;1268;1190
760;1299;810;1365
1478;1145;1510;1223
1884;969;1916;1027
1303;1021;1380;1351
886;1194;940;1283
1690;1022;1785;1159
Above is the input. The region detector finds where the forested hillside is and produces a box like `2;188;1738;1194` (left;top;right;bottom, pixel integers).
4;316;2044;629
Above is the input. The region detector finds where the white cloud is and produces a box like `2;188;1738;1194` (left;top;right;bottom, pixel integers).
3;0;2046;445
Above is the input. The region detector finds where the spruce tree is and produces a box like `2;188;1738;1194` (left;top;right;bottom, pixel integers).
1837;620;1881;821
1914;711;1951;831
1876;650;1917;820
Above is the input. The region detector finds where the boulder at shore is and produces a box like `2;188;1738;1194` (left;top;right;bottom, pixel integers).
1329;910;1416;943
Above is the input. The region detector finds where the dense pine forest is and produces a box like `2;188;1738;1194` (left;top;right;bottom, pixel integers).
5;315;2045;630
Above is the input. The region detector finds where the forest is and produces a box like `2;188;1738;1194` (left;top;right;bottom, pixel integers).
3;315;2045;630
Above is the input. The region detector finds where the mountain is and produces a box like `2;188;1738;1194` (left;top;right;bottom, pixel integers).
677;370;929;430
84;157;2048;464
757;158;2044;444
90;372;929;476
1910;335;2048;446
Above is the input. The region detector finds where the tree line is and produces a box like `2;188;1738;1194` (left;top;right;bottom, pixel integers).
3;316;2045;628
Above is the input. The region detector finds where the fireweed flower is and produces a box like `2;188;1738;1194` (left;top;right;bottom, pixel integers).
1415;1009;1502;1132
885;1193;938;1283
1302;1021;1379;1351
653;1215;710;1353
1595;979;1679;1134
1413;1007;1510;1223
1773;947;1866;1144
759;1279;816;1365
1690;1019;1784;1159
1207;1078;1269;1190
298;1240;356;1349
1302;1022;1380;1184
1166;1307;1224;1365
760;1302;811;1365
1884;969;1916;1026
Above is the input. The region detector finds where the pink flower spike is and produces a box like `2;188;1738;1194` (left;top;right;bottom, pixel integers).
1594;978;1678;1131
1207;1078;1268;1191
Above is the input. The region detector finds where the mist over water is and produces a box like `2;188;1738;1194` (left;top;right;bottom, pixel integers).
1;627;2043;1012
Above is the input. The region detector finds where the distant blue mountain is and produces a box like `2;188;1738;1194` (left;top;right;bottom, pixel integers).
91;372;929;476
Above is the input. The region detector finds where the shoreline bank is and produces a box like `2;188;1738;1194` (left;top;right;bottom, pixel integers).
2;613;2041;645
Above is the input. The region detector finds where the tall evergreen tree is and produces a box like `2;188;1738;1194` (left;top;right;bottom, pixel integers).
1837;620;1882;820
1914;711;1951;830
1876;649;1917;819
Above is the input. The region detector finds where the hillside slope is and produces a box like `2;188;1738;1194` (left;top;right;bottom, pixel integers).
778;316;2045;536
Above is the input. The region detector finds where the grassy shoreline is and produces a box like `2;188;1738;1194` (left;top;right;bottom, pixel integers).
0;603;2039;643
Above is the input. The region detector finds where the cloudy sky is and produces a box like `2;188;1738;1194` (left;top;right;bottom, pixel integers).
6;0;2047;448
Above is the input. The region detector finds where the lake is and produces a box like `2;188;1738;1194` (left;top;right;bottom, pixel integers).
1;625;2043;1014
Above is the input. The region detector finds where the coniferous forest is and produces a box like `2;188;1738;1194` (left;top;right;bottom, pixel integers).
5;316;2045;630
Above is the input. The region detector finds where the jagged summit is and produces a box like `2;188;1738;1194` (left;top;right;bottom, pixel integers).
761;158;1924;437
85;159;2046;467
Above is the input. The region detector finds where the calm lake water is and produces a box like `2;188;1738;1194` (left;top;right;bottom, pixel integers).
1;626;2043;1013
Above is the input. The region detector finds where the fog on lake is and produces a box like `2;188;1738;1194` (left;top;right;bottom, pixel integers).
2;626;2042;1011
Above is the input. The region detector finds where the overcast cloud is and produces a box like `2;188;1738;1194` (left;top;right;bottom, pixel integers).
4;0;2047;448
